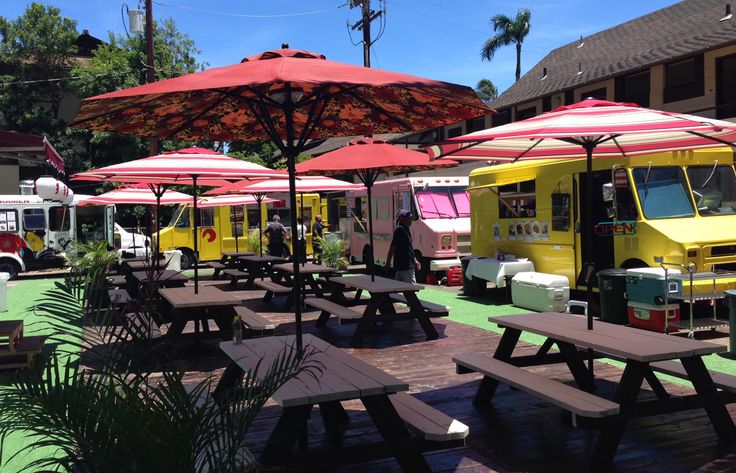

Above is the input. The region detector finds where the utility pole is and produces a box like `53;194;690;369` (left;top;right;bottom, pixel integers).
145;0;157;154
349;0;384;67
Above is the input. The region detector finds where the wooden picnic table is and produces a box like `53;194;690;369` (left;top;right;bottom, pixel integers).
0;320;23;353
130;269;188;287
455;313;735;462
237;255;288;287
221;251;255;258
272;262;338;307
213;334;431;472
158;285;243;338
208;251;256;279
328;275;438;347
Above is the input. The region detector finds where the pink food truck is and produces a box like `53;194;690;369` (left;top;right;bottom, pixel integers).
347;176;470;282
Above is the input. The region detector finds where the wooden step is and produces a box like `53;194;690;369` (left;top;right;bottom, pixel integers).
389;392;469;442
389;293;449;316
254;280;292;294
453;353;620;418
234;306;276;332
306;298;362;320
650;360;736;393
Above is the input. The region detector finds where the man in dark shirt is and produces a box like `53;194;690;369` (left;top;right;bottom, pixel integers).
384;209;420;283
264;215;286;257
312;214;324;264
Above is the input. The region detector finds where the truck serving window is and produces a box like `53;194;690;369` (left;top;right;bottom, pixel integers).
497;180;536;218
22;208;46;231
631;167;694;219
49;206;71;231
686;165;736;216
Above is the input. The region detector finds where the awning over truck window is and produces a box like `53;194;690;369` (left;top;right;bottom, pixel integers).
0;130;65;174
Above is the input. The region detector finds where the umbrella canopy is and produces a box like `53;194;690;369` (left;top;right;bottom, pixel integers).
0;130;65;174
71;47;489;354
77;184;193;206
296;137;458;279
204;175;364;195
73;147;283;291
428;98;736;383
194;194;276;208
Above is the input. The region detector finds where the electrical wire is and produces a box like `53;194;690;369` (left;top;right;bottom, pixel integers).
0;69;143;87
153;1;345;19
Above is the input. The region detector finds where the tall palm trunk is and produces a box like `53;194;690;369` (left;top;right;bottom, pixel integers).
515;42;522;82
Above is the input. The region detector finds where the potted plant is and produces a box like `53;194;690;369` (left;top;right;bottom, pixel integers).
315;235;348;271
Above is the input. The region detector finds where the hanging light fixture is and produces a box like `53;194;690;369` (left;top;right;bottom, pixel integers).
127;6;144;34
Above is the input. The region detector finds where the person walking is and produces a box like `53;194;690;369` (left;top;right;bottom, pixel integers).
296;217;307;263
384;209;421;283
264;214;287;257
312;214;324;264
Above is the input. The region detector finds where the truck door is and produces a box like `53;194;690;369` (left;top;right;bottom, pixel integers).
48;205;73;252
196;207;219;261
576;170;616;287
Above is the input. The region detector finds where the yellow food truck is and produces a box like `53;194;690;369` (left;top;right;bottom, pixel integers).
469;147;736;293
157;193;326;268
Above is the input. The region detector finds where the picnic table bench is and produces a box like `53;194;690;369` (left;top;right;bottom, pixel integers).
389;293;449;317
455;312;736;463
0;320;47;370
233;306;276;335
307;297;362;326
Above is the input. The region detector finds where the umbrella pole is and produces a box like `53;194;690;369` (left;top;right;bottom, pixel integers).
234;207;239;254
257;194;264;258
286;151;303;353
366;181;376;281
300;192;305;267
192;175;199;293
584;143;595;385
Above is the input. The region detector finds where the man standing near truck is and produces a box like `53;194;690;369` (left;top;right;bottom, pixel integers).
265;215;287;257
384;209;421;283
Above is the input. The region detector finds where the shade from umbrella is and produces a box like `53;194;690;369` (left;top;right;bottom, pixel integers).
296;137;458;279
73;147;283;291
428;98;736;383
71;47;489;353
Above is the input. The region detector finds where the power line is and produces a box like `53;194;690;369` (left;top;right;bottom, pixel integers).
390;0;489;36
0;69;142;87
153;1;345;19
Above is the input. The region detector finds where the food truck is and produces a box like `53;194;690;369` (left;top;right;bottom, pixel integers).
0;177;116;278
348;177;470;282
468;147;736;293
157;193;326;268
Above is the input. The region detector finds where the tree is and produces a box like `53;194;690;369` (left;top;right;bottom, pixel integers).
481;8;531;82
475;78;498;102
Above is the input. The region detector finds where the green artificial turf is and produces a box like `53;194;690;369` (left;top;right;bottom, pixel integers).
1;276;78;473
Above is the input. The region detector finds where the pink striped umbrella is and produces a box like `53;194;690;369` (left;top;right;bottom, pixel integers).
73;148;282;290
428;99;736;382
77;184;193;206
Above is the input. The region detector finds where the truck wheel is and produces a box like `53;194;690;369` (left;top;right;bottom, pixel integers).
178;248;195;270
0;259;20;280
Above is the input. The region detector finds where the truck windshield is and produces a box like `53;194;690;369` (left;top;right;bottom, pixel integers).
168;204;188;227
631;167;695;219
414;186;469;218
686;165;736;216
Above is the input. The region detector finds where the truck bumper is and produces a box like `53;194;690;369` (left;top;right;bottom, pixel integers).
429;258;462;272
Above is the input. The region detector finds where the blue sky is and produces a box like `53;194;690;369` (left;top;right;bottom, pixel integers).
9;1;679;94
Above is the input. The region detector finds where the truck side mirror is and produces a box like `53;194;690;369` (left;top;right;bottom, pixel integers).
602;182;615;202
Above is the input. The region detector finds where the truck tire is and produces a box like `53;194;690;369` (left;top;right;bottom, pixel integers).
0;259;20;280
178;248;195;270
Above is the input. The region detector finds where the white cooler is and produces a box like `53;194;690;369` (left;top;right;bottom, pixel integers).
511;272;570;312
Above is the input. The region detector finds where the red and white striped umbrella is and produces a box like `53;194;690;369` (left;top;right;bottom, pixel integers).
204;175;364;195
77;184;193;206
73;147;281;183
428;99;736;161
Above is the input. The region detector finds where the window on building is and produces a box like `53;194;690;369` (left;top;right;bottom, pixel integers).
542;96;552;112
497;180;536;218
446;126;463;138
492;109;511;127
580;87;607;100
49;206;71;231
465;116;486;133
616;71;650;107
664;55;704;103
516;106;536;121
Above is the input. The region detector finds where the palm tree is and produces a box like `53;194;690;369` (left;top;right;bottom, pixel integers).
481;8;531;82
475;78;499;102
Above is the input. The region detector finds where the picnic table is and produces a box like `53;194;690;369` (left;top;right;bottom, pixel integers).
271;262;338;309
130;269;188;287
0;320;46;369
236;255;288;287
208;251;255;279
326;275;440;347
213;334;434;472
454;313;736;462
158;285;243;338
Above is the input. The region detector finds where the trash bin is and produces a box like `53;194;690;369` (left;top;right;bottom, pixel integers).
164;250;182;272
461;256;486;296
597;268;628;324
0;272;9;312
726;290;736;356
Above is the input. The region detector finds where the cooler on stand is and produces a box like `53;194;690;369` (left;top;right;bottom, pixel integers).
626;268;682;305
627;301;680;333
511;272;570;312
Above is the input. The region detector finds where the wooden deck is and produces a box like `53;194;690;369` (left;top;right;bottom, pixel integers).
160;281;736;473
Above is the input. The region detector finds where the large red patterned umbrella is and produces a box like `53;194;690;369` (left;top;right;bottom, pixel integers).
296;137;458;279
71;47;489;352
73;147;282;289
428;98;736;381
